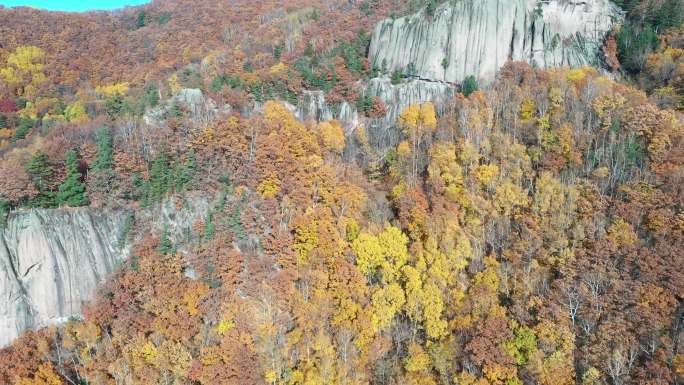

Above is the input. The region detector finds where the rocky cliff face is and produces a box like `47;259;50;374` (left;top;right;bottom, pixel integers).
295;90;360;129
364;77;456;150
369;0;622;84
293;0;621;142
294;78;452;124
0;208;129;347
144;88;231;126
367;77;455;129
0;198;209;347
296;90;334;122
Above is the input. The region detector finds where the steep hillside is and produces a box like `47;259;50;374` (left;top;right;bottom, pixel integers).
0;0;398;87
0;0;683;385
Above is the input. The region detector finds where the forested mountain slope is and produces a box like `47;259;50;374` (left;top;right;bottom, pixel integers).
0;0;395;87
0;0;683;384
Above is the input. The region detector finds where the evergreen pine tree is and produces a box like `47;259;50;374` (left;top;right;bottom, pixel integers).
132;172;151;204
145;84;160;108
426;0;438;16
204;211;215;241
12;117;33;142
228;193;248;241
136;11;146;28
158;225;173;255
93;127;113;172
186;151;197;176
169;102;183;119
273;43;284;60
210;76;225;93
174;151;197;192
356;93;375;115
462;75;479;97
391;69;403;85
89;127;115;197
57;149;89;207
149;152;171;202
27;152;52;183
105;94;126;119
0;200;9;230
26;152;56;208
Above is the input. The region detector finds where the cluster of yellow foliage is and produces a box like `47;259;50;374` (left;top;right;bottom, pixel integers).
14;363;62;385
95;82;129;97
351;226;409;281
318;120;346;154
63;101;88;123
257;175;282;199
0;46;46;97
607;218;638;247
399;102;437;133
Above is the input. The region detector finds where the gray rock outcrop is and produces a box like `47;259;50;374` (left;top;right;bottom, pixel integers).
367;77;456;130
0;198;210;347
369;0;622;84
296;90;334;122
295;91;360;130
144;88;231;126
291;77;455;150
0;208;128;347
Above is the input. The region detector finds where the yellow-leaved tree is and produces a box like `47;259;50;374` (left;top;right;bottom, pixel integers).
352;226;409;283
399;102;437;184
1;46;47;99
318;120;346;154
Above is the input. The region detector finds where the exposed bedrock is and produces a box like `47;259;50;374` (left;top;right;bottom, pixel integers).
0;198;209;347
369;0;622;84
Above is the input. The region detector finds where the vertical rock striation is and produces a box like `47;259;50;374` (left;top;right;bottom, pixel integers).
367;77;456;130
369;0;622;84
144;88;231;126
296;90;334;122
0;208;129;347
293;78;453;132
295;90;360;130
293;0;621;144
364;77;456;150
0;198;210;347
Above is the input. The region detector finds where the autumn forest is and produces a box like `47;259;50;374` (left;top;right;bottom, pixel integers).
0;0;683;384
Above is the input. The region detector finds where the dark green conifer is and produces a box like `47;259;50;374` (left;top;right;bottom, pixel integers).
158;224;174;255
462;75;479;97
94;127;113;172
26;152;56;208
57;149;89;207
149;152;171;202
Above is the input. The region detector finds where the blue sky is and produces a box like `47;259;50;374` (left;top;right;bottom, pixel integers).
0;0;149;12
